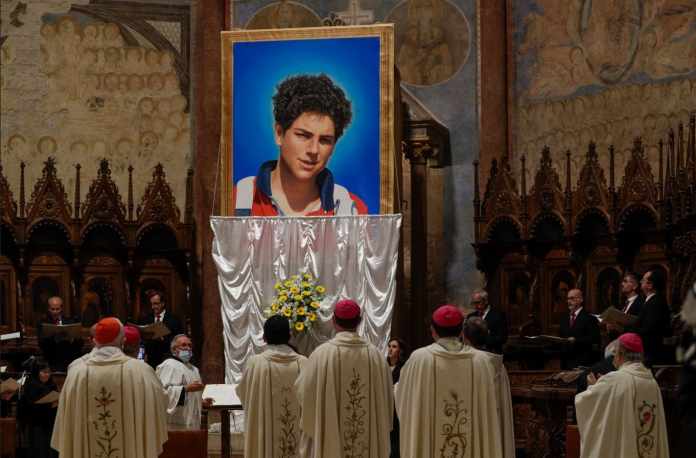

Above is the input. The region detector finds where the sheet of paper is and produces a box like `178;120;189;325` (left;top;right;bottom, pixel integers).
0;331;20;341
203;384;242;407
35;390;60;404
0;366;7;373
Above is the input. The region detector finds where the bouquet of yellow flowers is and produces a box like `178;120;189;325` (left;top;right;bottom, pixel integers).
265;272;326;332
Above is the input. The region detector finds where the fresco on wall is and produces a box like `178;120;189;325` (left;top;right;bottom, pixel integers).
512;0;696;186
231;0;479;303
0;1;191;216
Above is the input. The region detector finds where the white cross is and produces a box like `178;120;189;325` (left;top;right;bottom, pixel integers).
336;0;374;25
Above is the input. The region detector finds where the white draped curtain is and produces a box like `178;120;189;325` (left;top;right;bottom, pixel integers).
211;215;402;383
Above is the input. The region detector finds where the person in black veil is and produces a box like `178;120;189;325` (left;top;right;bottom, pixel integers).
19;358;58;458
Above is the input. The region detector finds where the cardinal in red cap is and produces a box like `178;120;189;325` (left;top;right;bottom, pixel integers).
123;325;142;358
94;317;123;346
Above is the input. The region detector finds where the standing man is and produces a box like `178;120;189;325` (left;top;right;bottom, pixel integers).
559;289;601;369
37;296;82;371
141;289;183;368
396;306;503;457
237;315;308;458
156;334;208;430
606;272;644;340
467;289;508;353
51;317;168;457
575;333;669;458
295;299;393;458
625;269;672;366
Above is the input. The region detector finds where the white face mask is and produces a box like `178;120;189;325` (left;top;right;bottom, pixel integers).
177;350;192;363
682;283;696;327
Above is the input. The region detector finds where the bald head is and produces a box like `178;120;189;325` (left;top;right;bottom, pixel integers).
47;296;63;320
567;288;583;312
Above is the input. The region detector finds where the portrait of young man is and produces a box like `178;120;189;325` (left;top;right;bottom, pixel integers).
235;74;368;216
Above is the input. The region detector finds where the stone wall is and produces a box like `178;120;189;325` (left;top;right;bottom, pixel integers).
511;0;696;185
1;0;191;214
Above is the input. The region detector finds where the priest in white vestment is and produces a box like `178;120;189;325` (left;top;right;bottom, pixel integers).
396;305;503;458
156;333;208;430
463;316;515;458
295;299;393;458
51;317;168;458
237;315;308;457
575;332;670;458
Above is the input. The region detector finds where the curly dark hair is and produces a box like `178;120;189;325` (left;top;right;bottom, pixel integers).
272;74;352;139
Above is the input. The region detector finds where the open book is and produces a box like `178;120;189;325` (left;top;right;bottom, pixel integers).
600;306;638;327
40;323;84;340
202;384;242;408
0;378;19;394
126;321;171;340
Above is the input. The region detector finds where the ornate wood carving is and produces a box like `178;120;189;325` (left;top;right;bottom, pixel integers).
529;146;564;223
482;157;521;229
81;159;127;227
25;157;72;231
0;161;18;225
619;138;658;210
573;142;610;215
137;163;181;228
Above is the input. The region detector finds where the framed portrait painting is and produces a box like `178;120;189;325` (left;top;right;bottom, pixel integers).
220;25;395;216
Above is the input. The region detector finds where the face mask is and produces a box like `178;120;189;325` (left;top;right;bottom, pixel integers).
177;350;192;363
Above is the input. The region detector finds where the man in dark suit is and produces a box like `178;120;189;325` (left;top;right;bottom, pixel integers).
559;289;601;369
466;289;508;354
140;289;183;368
606;271;644;341
624;269;672;367
36;296;83;371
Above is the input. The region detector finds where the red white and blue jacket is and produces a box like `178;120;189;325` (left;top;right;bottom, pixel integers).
234;160;368;216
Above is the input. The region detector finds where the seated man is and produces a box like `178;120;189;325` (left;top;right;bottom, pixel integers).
575;333;669;458
235;74;367;216
236;315;308;457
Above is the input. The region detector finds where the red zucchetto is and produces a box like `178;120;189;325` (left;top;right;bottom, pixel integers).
619;332;644;353
432;305;463;327
334;299;361;320
94;317;122;345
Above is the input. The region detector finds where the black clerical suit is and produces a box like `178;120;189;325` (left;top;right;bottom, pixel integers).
559;307;600;370
140;309;183;369
36;315;83;372
625;293;671;366
467;307;508;354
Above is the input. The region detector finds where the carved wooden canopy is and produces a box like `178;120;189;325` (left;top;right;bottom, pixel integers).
0;156;194;266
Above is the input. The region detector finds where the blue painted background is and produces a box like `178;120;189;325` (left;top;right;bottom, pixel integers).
232;37;381;214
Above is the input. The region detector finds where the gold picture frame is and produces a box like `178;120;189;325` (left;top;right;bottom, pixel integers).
219;24;395;216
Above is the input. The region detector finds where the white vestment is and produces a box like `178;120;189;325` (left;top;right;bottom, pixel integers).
157;357;203;430
295;331;393;458
575;361;670;458
51;346;168;458
395;338;503;458
236;344;308;458
67;346;97;371
481;351;515;458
